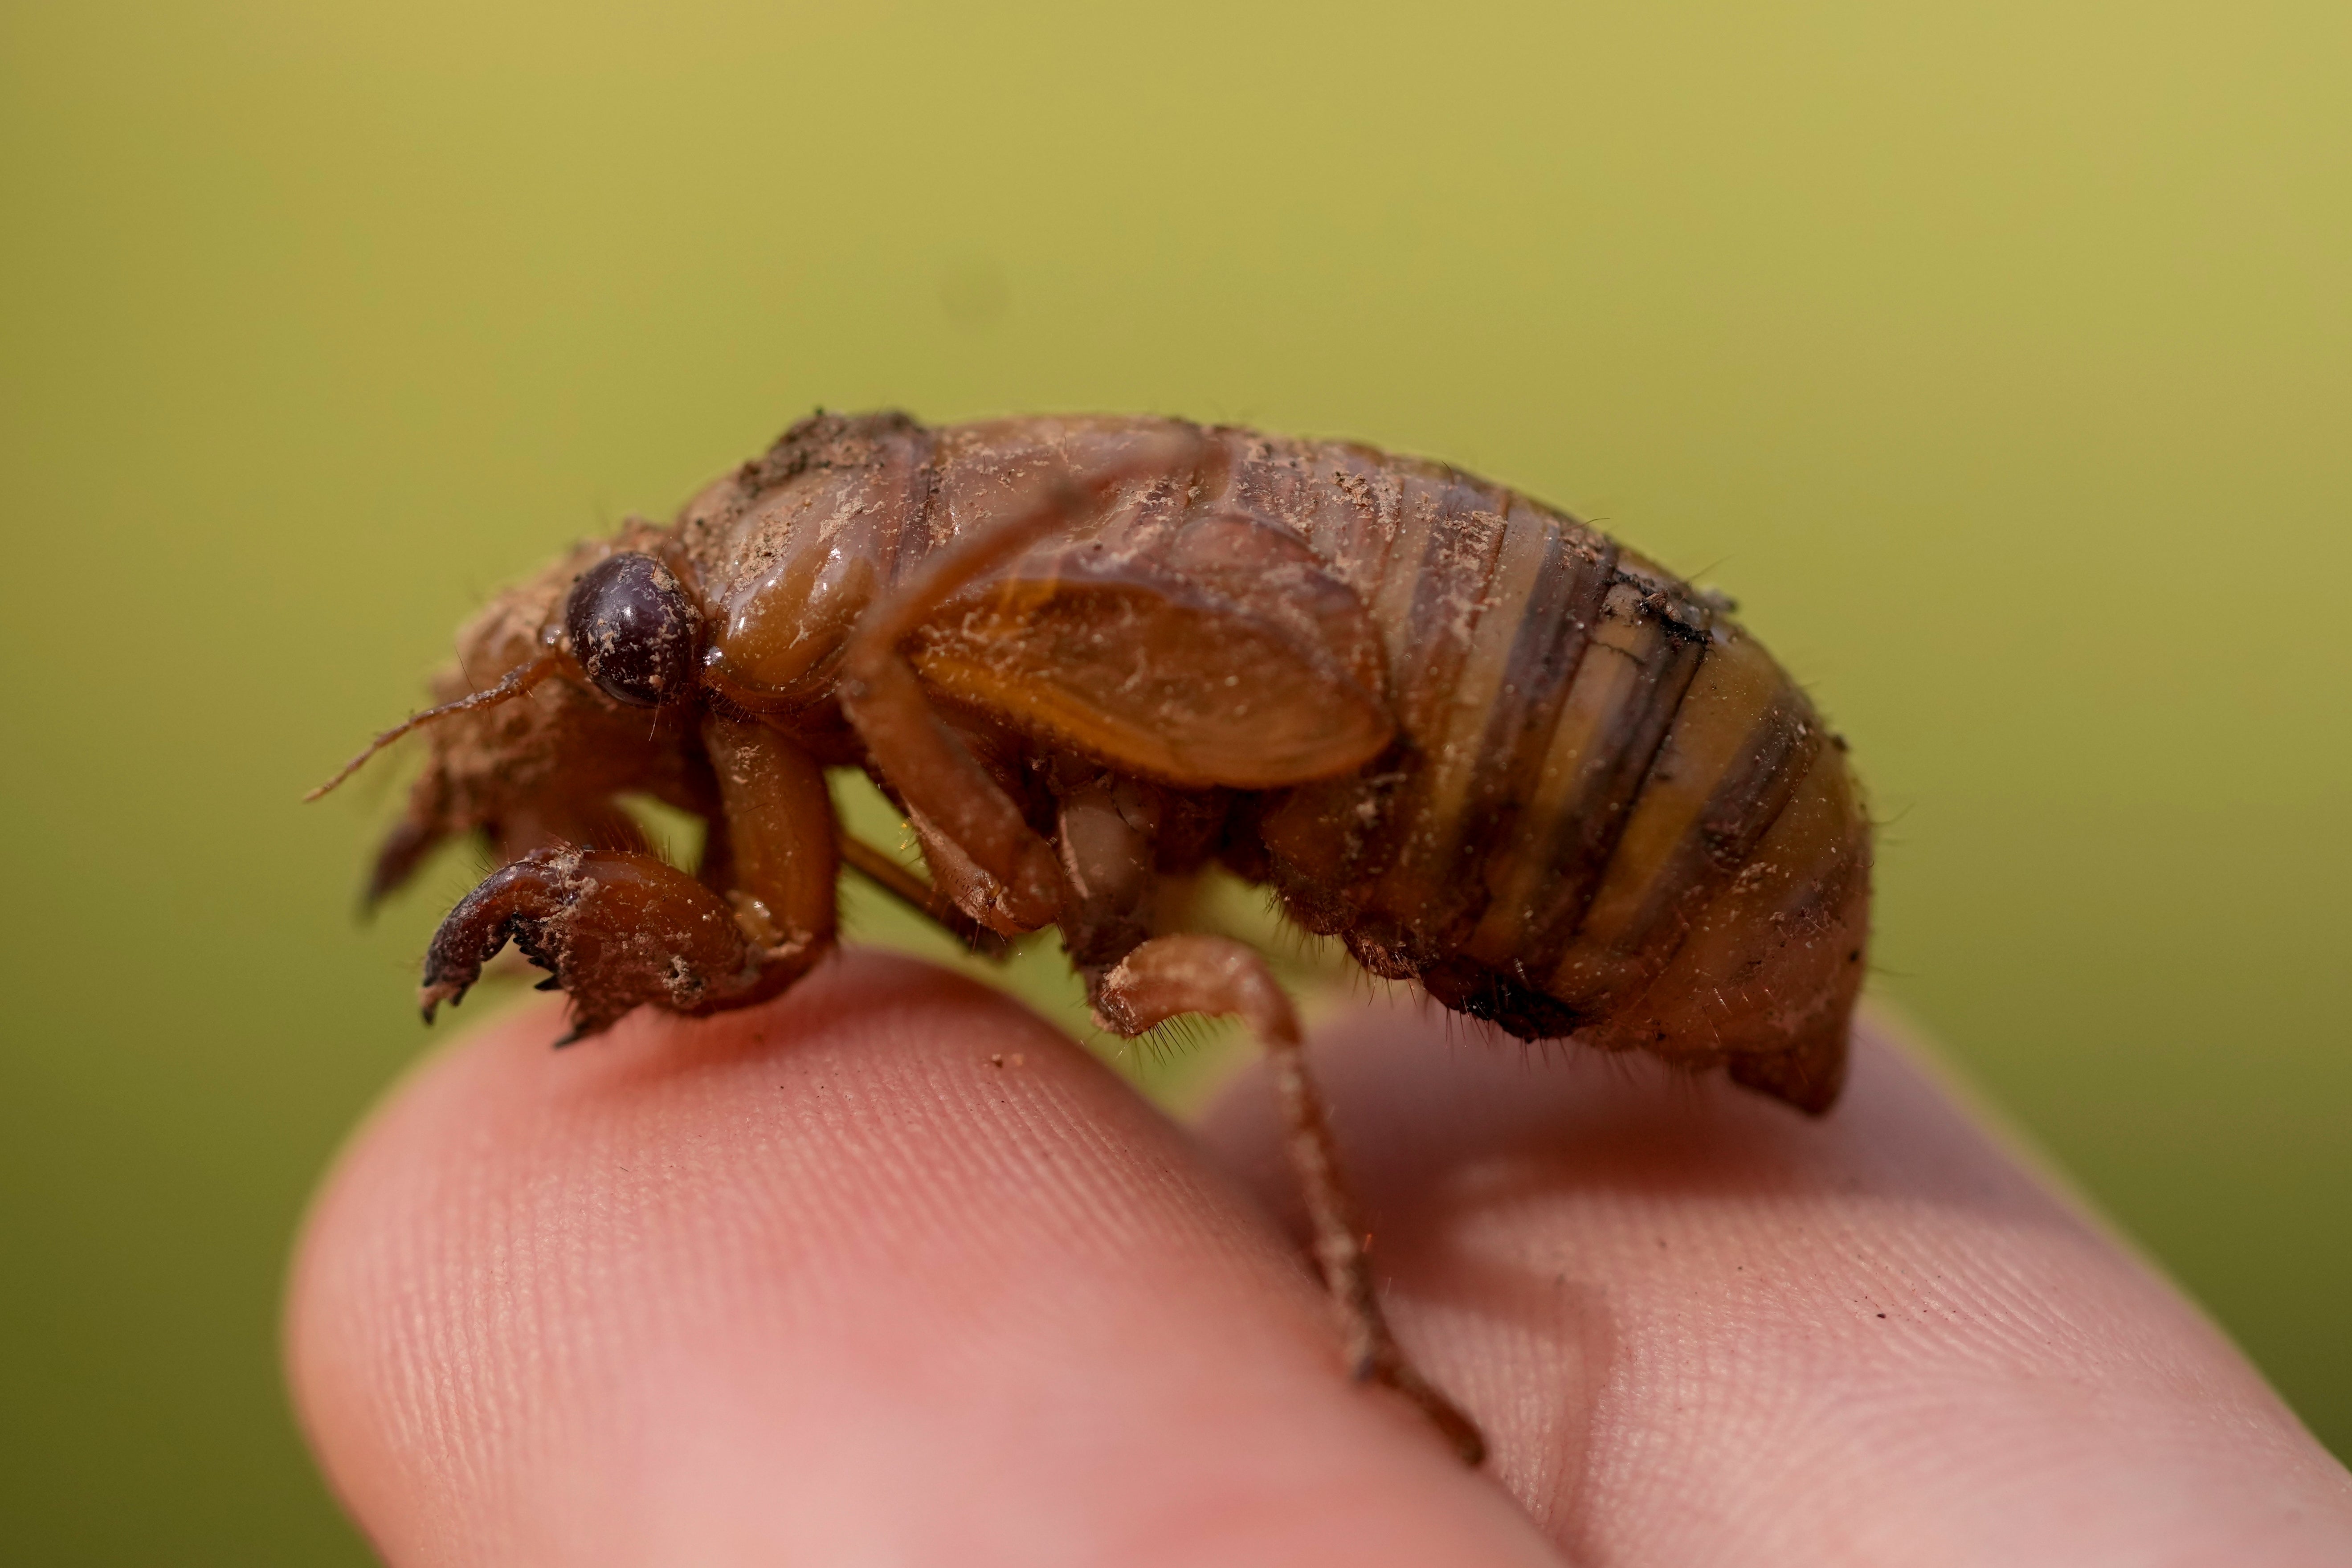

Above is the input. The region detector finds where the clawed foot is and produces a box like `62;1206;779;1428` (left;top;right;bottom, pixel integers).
420;845;776;1042
419;848;590;1023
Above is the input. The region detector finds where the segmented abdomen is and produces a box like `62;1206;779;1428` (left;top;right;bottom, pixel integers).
1227;430;1870;1106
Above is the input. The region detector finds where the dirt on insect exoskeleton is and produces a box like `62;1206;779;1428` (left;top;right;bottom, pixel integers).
314;411;1873;1466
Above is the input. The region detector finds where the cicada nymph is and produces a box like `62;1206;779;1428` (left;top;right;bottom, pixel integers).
318;412;1873;1464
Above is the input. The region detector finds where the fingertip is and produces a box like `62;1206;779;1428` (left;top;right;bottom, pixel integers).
289;953;1560;1566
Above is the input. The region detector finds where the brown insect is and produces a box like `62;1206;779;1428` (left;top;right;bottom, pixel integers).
317;411;1873;1465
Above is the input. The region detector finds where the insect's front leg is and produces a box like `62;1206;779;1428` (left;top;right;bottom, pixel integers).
421;715;837;1042
1091;929;1488;1468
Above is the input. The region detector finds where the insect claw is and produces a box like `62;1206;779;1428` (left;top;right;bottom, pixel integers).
551;1025;584;1049
534;975;565;992
417;976;468;1024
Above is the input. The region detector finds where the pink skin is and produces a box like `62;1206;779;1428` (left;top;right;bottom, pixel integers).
286;953;2352;1567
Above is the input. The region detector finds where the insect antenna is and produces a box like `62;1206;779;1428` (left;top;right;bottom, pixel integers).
303;654;560;801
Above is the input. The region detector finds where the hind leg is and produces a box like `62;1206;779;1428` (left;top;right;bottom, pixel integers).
1093;931;1487;1466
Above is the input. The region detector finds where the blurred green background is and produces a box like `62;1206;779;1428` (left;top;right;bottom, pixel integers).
3;0;2346;1557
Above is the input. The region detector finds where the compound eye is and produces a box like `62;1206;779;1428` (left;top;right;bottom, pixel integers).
564;552;702;708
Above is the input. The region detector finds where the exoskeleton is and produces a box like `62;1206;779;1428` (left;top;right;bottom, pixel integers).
322;412;1874;1463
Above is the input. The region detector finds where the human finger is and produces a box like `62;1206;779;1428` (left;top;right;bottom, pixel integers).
286;952;1560;1567
1196;1000;2352;1567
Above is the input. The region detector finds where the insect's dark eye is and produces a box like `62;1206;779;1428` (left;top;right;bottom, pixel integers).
564;552;702;708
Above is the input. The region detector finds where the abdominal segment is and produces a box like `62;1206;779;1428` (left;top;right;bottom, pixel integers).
1230;428;1870;1108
